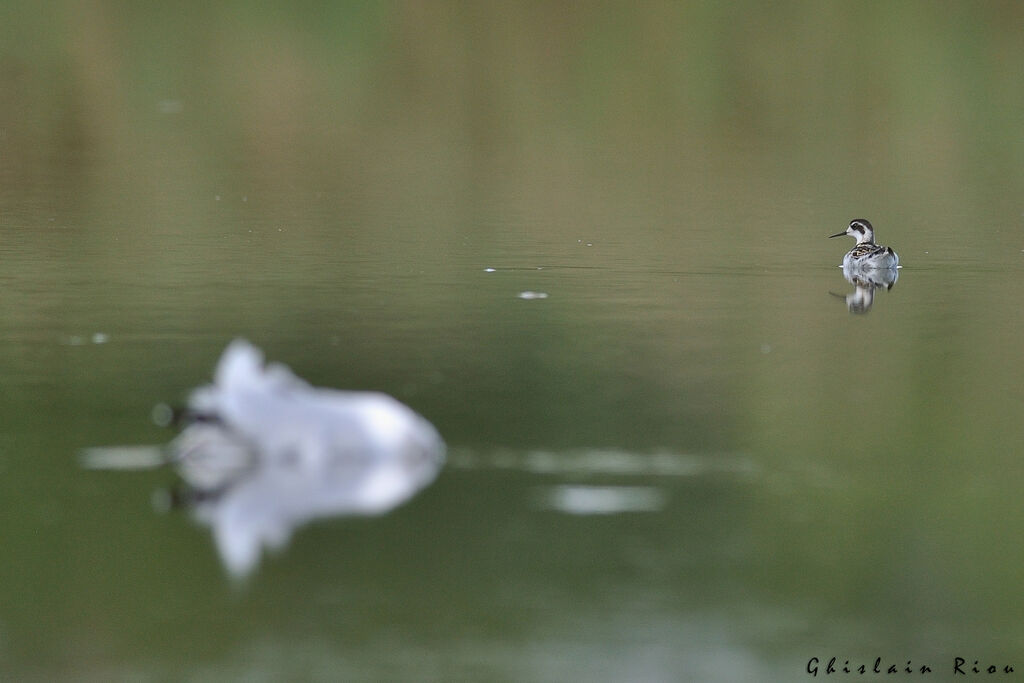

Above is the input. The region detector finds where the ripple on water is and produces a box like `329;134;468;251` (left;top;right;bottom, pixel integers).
534;484;668;515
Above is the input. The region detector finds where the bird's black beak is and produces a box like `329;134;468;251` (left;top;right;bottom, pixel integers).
828;231;847;238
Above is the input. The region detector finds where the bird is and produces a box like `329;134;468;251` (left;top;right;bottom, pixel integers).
82;339;446;578
829;219;899;269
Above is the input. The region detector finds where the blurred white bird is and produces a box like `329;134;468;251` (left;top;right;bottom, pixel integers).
83;339;446;577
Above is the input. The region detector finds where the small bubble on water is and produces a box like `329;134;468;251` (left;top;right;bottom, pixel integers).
152;403;174;428
517;291;549;300
483;267;496;272
156;99;183;114
91;332;109;344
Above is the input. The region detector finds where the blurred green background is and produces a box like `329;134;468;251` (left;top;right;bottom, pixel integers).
2;2;1024;680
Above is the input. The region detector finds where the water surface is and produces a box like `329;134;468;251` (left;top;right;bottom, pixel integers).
3;3;1024;681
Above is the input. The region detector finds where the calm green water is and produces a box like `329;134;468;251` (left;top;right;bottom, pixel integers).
3;3;1024;681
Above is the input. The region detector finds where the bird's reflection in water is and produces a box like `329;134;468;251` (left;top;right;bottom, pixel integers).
831;264;899;314
83;340;445;578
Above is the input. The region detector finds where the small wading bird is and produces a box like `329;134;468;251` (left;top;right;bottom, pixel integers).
829;219;899;269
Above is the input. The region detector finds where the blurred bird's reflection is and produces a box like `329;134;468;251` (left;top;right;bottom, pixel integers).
831;263;899;314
